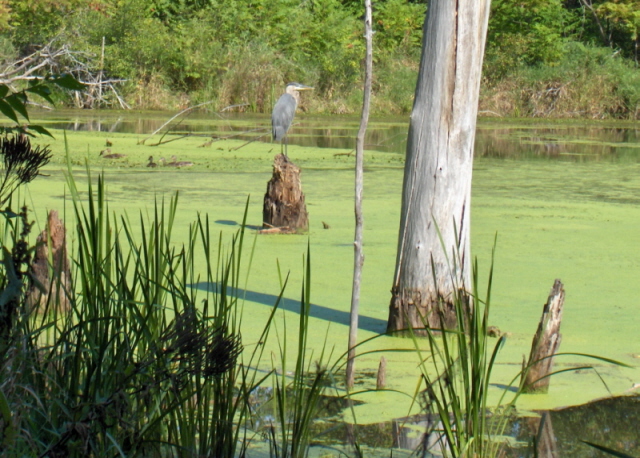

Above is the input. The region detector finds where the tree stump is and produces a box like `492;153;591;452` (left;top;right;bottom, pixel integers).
533;412;558;458
522;279;565;393
376;356;387;390
263;153;308;231
26;210;72;312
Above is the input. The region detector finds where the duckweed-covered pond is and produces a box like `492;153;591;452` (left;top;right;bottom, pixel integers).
19;110;640;455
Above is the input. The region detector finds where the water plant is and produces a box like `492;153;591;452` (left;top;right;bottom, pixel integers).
405;232;632;458
267;249;333;458
1;172;269;456
0;135;341;457
407;241;515;458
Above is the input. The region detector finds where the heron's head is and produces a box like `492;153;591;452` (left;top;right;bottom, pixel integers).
285;82;314;95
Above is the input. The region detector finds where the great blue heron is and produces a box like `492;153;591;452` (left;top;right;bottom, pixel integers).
272;82;313;155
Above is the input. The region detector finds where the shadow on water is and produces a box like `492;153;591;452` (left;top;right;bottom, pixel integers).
214;219;263;230
190;281;388;334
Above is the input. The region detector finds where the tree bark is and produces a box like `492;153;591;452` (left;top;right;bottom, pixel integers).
522;279;565;393
387;0;491;332
263;153;309;231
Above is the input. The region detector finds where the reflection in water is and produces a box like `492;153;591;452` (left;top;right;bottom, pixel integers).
391;396;640;456
37;110;640;162
247;387;639;457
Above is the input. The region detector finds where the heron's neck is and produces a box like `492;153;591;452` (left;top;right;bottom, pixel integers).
286;87;301;105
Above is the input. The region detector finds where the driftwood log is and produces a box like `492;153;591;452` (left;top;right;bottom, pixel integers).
26;210;72;312
263;153;308;231
522;279;565;393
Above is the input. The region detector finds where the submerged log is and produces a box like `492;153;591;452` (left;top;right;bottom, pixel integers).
522;279;565;393
263;153;309;231
26;210;72;312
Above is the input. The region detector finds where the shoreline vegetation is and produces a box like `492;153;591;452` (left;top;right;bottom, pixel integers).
1;0;639;119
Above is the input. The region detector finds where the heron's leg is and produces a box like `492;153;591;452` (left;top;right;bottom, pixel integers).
284;135;288;157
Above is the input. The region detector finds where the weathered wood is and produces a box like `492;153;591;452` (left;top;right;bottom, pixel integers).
346;0;373;390
522;279;565;393
26;210;72;312
376;356;387;390
387;0;491;332
257;226;296;235
535;412;558;458
262;153;309;231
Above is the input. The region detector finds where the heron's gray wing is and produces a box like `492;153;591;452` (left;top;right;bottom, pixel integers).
272;93;297;141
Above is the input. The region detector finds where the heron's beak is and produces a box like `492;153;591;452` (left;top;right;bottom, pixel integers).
298;85;314;91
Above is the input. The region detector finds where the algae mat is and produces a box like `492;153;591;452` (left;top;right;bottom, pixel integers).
18;126;640;423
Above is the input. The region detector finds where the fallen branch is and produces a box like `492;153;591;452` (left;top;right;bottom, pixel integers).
139;101;215;145
0;37;128;109
257;226;296;234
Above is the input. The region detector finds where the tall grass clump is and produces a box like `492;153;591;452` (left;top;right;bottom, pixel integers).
0;158;288;456
409;243;518;458
267;249;332;458
409;235;631;458
0;135;342;457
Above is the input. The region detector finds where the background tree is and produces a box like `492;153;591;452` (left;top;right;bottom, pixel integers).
387;0;492;332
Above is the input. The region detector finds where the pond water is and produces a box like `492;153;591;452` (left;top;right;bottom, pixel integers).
38;109;640;160
248;389;640;457
27;110;640;456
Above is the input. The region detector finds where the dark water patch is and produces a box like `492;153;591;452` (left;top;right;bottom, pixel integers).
295;395;640;455
246;394;640;455
547;395;640;457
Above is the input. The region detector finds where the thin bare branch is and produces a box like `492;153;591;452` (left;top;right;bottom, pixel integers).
347;0;373;389
139;101;215;145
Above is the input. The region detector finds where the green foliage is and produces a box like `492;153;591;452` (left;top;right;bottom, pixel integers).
0;75;83;136
7;0;90;49
0;0;638;115
596;1;640;53
373;0;425;53
485;0;573;81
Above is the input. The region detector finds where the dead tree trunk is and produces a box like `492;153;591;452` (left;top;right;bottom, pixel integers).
522;279;565;393
263;153;308;231
26;210;72;312
387;0;491;333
